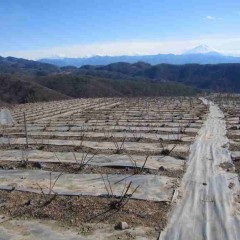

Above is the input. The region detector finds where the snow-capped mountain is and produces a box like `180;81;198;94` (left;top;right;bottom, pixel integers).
40;44;240;67
184;44;220;55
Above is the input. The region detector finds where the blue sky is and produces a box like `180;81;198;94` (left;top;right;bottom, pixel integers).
0;0;240;59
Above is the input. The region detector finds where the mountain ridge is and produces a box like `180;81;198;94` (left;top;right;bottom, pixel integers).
39;52;240;67
0;56;198;104
1;54;240;105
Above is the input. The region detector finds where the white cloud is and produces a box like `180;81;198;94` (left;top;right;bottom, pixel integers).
206;16;215;20
1;37;240;59
205;16;223;20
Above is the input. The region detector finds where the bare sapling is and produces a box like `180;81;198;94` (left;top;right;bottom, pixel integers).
174;123;186;142
36;172;63;207
127;154;149;174
67;116;75;132
72;149;98;170
53;151;63;164
42;119;51;132
112;133;126;154
18;148;30;168
73;126;86;150
155;133;179;156
101;174;140;210
103;127;112;138
129;126;142;142
114;154;149;184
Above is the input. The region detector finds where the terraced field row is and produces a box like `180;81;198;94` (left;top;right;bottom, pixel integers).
0;97;208;239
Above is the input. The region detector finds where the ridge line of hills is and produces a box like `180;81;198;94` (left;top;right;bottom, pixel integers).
39;53;240;67
1;55;240;104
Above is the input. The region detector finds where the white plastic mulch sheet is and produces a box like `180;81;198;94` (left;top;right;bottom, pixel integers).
0;138;190;153
0;170;176;202
161;100;240;240
0;150;185;170
231;151;240;159
0;109;15;126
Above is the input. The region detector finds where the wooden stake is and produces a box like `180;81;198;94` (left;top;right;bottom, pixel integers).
23;112;28;148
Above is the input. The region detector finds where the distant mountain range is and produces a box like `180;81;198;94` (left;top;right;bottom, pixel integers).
78;61;240;93
39;45;240;67
1;51;240;104
0;56;197;104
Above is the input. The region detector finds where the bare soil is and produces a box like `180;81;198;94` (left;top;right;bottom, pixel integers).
229;143;239;152
0;160;184;178
219;162;235;172
0;190;170;231
3;134;193;144
0;144;189;159
234;159;240;175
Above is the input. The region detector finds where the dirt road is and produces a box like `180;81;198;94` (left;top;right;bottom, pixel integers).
161;99;240;240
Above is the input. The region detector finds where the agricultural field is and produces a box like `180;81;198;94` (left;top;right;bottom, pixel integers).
212;94;240;176
0;96;239;239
